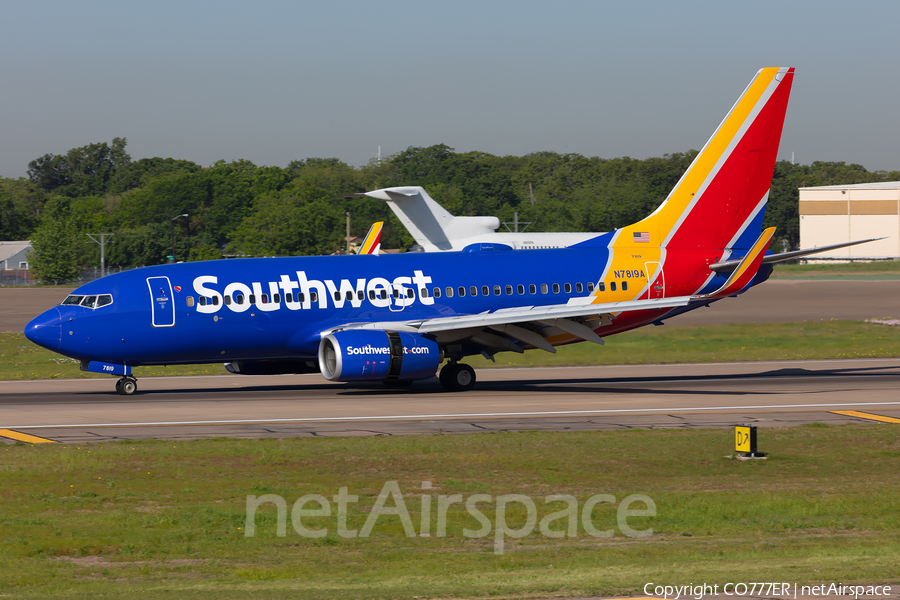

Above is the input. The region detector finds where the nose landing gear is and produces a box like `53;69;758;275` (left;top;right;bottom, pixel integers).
115;376;138;396
439;362;476;392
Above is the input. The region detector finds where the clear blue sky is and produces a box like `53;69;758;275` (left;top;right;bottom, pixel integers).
2;0;898;178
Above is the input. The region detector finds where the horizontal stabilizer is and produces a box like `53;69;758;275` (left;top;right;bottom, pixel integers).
709;238;886;273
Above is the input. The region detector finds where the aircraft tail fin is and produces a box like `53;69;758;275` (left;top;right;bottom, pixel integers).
620;67;794;253
357;221;383;255
365;186;499;251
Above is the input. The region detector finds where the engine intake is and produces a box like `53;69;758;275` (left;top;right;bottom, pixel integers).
318;330;440;382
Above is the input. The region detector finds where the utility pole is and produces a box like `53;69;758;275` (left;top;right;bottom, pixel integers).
170;212;189;262
344;212;351;254
86;233;114;274
502;212;532;233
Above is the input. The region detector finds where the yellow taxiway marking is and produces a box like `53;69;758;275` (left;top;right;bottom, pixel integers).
0;429;58;444
829;410;900;424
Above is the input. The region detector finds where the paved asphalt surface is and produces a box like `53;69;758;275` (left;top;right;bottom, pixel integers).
2;359;898;443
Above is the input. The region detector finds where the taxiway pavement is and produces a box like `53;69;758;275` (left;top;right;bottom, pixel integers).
2;359;898;443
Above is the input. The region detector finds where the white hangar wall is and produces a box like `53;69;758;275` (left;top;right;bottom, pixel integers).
798;182;900;260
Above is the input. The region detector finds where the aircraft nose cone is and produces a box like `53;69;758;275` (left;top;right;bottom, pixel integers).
25;308;62;351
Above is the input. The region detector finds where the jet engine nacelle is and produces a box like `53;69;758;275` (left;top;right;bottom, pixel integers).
318;330;440;382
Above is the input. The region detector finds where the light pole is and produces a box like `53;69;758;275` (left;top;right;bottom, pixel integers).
86;233;114;274
344;212;351;254
170;213;188;262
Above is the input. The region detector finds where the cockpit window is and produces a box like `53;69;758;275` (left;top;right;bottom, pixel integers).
60;294;113;309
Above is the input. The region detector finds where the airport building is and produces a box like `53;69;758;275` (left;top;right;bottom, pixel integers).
0;240;33;285
799;182;900;260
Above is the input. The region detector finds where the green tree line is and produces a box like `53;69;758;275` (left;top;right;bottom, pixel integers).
2;138;897;283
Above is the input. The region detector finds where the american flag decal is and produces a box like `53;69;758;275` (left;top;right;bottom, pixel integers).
634;231;650;243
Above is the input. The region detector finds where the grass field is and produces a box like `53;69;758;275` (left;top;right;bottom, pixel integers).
1;425;898;599
3;319;898;381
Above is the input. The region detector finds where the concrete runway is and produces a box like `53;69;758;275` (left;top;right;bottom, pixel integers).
2;359;898;444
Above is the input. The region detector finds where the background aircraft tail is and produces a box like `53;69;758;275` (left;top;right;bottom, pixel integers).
619;67;794;254
364;186;500;251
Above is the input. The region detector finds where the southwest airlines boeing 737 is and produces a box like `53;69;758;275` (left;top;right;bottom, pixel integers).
23;68;873;395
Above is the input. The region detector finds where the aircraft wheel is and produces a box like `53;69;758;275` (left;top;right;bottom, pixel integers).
117;377;137;396
441;363;476;392
439;363;454;389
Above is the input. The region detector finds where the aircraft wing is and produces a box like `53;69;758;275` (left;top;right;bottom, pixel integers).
323;294;694;354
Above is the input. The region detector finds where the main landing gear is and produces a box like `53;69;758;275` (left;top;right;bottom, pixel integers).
439;362;476;392
115;376;138;396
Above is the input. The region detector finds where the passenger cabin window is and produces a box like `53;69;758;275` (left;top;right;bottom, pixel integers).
493;285;501;296
345;291;352;301
517;284;525;295
274;294;281;303
357;291;364;301
552;284;560;294
369;290;376;300
470;286;477;297
446;287;453;298
186;296;195;307
541;284;548;294
224;295;232;306
506;285;513;295
482;286;489;296
529;284;536;294
433;287;441;299
199;296;207;306
235;294;244;304
310;292;317;303
610;282;617;292
334;291;341;301
379;290;386;300
260;294;268;304
458;287;465;297
421;288;429;298
212;296;219;305
622;281;628;291
249;295;257;303
564;283;572;293
576;283;583;293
